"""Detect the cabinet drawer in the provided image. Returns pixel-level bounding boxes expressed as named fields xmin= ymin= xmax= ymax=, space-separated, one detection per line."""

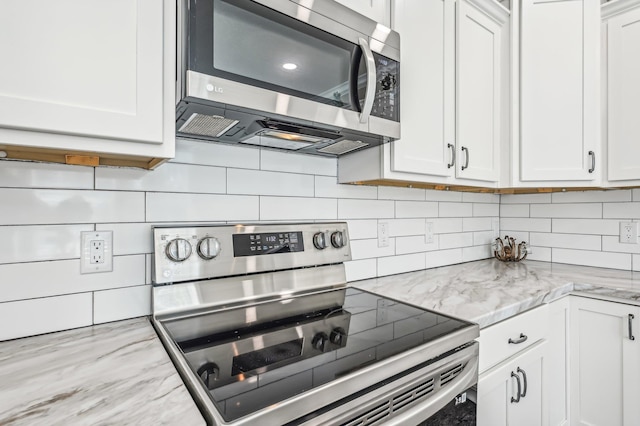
xmin=478 ymin=304 xmax=549 ymax=373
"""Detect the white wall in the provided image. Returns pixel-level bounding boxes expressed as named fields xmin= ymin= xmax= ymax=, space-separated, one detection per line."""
xmin=0 ymin=139 xmax=499 ymax=341
xmin=501 ymin=190 xmax=640 ymax=270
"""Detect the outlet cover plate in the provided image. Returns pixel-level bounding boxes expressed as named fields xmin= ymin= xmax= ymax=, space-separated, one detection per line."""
xmin=81 ymin=231 xmax=113 ymax=273
xmin=378 ymin=222 xmax=389 ymax=248
xmin=620 ymin=222 xmax=638 ymax=244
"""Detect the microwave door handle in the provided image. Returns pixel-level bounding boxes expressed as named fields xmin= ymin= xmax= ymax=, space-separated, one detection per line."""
xmin=358 ymin=37 xmax=376 ymax=124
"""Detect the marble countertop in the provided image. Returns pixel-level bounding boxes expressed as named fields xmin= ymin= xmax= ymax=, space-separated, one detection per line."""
xmin=3 ymin=259 xmax=640 ymax=425
xmin=0 ymin=317 xmax=204 ymax=426
xmin=352 ymin=259 xmax=640 ymax=328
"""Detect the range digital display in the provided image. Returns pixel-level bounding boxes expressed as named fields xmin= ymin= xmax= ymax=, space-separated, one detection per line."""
xmin=233 ymin=232 xmax=304 ymax=257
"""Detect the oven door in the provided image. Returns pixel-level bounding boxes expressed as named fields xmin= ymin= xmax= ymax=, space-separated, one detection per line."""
xmin=180 ymin=0 xmax=400 ymax=137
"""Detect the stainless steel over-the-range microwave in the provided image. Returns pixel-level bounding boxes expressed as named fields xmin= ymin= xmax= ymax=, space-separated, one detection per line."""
xmin=176 ymin=0 xmax=400 ymax=156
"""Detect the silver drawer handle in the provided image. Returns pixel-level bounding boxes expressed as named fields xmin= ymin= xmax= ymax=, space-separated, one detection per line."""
xmin=508 ymin=333 xmax=528 ymax=344
xmin=629 ymin=314 xmax=635 ymax=341
xmin=517 ymin=367 xmax=528 ymax=397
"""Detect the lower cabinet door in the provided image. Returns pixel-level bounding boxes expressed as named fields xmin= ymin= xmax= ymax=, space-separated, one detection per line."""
xmin=477 ymin=340 xmax=548 ymax=426
xmin=570 ymin=297 xmax=640 ymax=426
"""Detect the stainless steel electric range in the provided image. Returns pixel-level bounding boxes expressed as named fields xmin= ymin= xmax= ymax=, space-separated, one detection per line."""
xmin=151 ymin=223 xmax=479 ymax=425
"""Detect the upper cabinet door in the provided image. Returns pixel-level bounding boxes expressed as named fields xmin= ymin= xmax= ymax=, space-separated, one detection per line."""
xmin=333 ymin=0 xmax=391 ymax=27
xmin=0 ymin=0 xmax=164 ymax=144
xmin=390 ymin=0 xmax=455 ymax=177
xmin=520 ymin=0 xmax=599 ymax=182
xmin=607 ymin=6 xmax=640 ymax=182
xmin=456 ymin=0 xmax=505 ymax=182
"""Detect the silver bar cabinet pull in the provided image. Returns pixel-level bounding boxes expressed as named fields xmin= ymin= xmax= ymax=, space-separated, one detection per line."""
xmin=517 ymin=367 xmax=528 ymax=397
xmin=588 ymin=150 xmax=595 ymax=173
xmin=629 ymin=314 xmax=635 ymax=341
xmin=461 ymin=146 xmax=469 ymax=170
xmin=511 ymin=371 xmax=521 ymax=403
xmin=447 ymin=143 xmax=455 ymax=168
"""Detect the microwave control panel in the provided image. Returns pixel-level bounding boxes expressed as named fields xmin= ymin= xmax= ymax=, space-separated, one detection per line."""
xmin=371 ymin=53 xmax=399 ymax=122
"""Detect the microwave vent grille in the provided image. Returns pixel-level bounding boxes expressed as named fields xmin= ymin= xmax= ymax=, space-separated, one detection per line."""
xmin=178 ymin=113 xmax=239 ymax=137
xmin=318 ymin=139 xmax=368 ymax=155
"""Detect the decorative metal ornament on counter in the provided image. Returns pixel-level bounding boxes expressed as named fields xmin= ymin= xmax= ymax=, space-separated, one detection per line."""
xmin=494 ymin=236 xmax=528 ymax=262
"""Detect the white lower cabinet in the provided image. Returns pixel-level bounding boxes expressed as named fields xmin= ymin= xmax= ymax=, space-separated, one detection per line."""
xmin=569 ymin=297 xmax=640 ymax=426
xmin=477 ymin=304 xmax=551 ymax=426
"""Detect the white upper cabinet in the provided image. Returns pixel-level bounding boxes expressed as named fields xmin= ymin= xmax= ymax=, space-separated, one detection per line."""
xmin=456 ymin=0 xmax=505 ymax=182
xmin=390 ymin=0 xmax=455 ymax=178
xmin=518 ymin=0 xmax=600 ymax=183
xmin=0 ymin=0 xmax=175 ymax=167
xmin=333 ymin=0 xmax=391 ymax=26
xmin=604 ymin=2 xmax=640 ymax=183
xmin=339 ymin=0 xmax=508 ymax=188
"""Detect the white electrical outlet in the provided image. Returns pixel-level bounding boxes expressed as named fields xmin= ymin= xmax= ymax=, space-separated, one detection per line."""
xmin=425 ymin=221 xmax=434 ymax=244
xmin=81 ymin=231 xmax=113 ymax=273
xmin=619 ymin=222 xmax=639 ymax=244
xmin=378 ymin=222 xmax=389 ymax=248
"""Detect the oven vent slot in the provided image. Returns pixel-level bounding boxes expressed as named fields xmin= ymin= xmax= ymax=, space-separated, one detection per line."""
xmin=439 ymin=363 xmax=464 ymax=387
xmin=339 ymin=377 xmax=436 ymax=426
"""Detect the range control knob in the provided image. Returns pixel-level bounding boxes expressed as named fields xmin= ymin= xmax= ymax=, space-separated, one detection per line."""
xmin=330 ymin=327 xmax=346 ymax=346
xmin=197 ymin=237 xmax=221 ymax=260
xmin=312 ymin=332 xmax=329 ymax=351
xmin=313 ymin=232 xmax=327 ymax=250
xmin=331 ymin=231 xmax=346 ymax=248
xmin=165 ymin=238 xmax=192 ymax=262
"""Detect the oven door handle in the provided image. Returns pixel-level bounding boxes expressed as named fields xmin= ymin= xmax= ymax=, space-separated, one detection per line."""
xmin=358 ymin=37 xmax=376 ymax=124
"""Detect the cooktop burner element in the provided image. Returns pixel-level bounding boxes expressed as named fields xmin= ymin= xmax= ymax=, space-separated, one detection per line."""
xmin=151 ymin=223 xmax=479 ymax=425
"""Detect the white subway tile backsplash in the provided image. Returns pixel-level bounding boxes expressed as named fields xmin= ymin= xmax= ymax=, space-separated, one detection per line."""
xmin=0 ymin=293 xmax=93 ymax=341
xmin=228 ymin=169 xmax=313 ymax=197
xmin=602 ymin=236 xmax=640 ymax=254
xmin=603 ymin=202 xmax=640 ymax=219
xmin=0 ymin=160 xmax=94 ymax=189
xmin=395 ymin=235 xmax=438 ymax=255
xmin=377 ymin=186 xmax=425 ymax=201
xmin=529 ymin=232 xmax=601 ymax=250
xmin=552 ymin=218 xmax=620 ymax=235
xmin=473 ymin=231 xmax=495 ymax=246
xmin=345 ymin=259 xmax=377 ymax=282
xmin=93 ymin=285 xmax=151 ymax=324
xmin=501 ymin=193 xmax=551 ymax=204
xmin=463 ymin=218 xmax=492 ymax=232
xmin=260 ymin=150 xmax=336 ymax=176
xmin=500 ymin=204 xmax=529 ymax=218
xmin=425 ymin=249 xmax=463 ymax=269
xmin=315 ymin=177 xmax=377 ymax=199
xmin=349 ymin=238 xmax=395 ymax=260
xmin=173 ymin=139 xmax=260 ymax=169
xmin=345 ymin=220 xmax=377 ymax=240
xmin=530 ymin=203 xmax=602 ymax=219
xmin=338 ymin=199 xmax=394 ymax=219
xmin=388 ymin=219 xmax=425 ymax=237
xmin=501 ymin=218 xmax=551 ymax=233
xmin=96 ymin=163 xmax=226 ymax=194
xmin=462 ymin=193 xmax=500 ymax=203
xmin=262 ymin=196 xmax=337 ymax=220
xmin=146 ymin=193 xmax=258 ymax=222
xmin=378 ymin=253 xmax=426 ymax=276
xmin=527 ymin=246 xmax=552 ymax=262
xmin=96 ymin=223 xmax=153 ymax=256
xmin=0 ymin=255 xmax=145 ymax=303
xmin=440 ymin=202 xmax=473 ymax=217
xmin=395 ymin=201 xmax=438 ymax=218
xmin=425 ymin=190 xmax=463 ymax=202
xmin=0 ymin=189 xmax=144 ymax=225
xmin=473 ymin=203 xmax=500 ymax=217
xmin=552 ymin=248 xmax=632 ymax=270
xmin=634 ymin=255 xmax=640 ymax=271
xmin=497 ymin=231 xmax=530 ymax=243
xmin=433 ymin=218 xmax=463 ymax=234
xmin=463 ymin=245 xmax=492 ymax=263
xmin=0 ymin=224 xmax=93 ymax=264
xmin=439 ymin=233 xmax=474 ymax=250
xmin=633 ymin=189 xmax=640 ymax=202
xmin=551 ymin=190 xmax=632 ymax=203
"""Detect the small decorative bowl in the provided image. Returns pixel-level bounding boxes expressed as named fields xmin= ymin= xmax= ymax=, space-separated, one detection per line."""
xmin=494 ymin=236 xmax=528 ymax=262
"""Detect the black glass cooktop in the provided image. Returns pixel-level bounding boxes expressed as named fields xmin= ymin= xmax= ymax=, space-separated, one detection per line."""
xmin=174 ymin=287 xmax=474 ymax=422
